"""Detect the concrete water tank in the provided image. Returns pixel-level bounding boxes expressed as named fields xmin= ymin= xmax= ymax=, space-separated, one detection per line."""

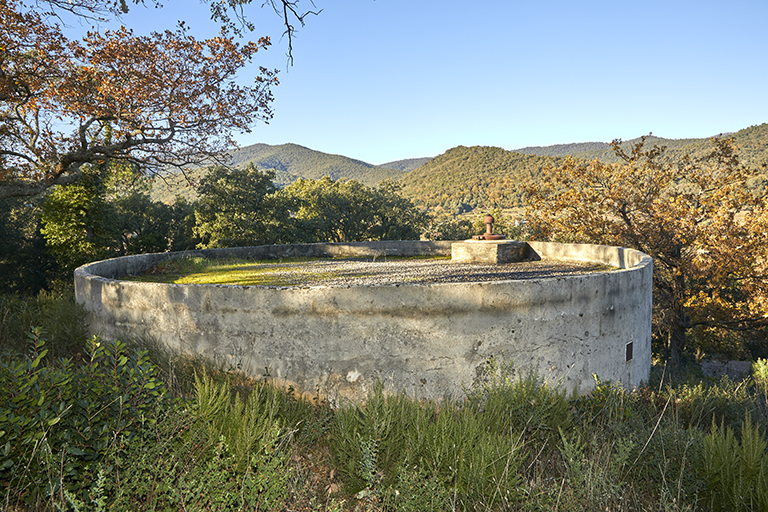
xmin=75 ymin=240 xmax=652 ymax=404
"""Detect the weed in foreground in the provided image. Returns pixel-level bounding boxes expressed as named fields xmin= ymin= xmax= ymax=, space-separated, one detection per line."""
xmin=330 ymin=382 xmax=525 ymax=511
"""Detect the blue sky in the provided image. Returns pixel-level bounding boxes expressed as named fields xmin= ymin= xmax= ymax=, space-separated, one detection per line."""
xmin=85 ymin=0 xmax=768 ymax=164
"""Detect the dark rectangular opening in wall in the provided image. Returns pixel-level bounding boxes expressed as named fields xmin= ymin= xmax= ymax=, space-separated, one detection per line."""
xmin=626 ymin=342 xmax=633 ymax=362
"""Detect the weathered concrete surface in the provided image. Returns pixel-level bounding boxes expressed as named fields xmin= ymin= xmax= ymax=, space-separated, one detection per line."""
xmin=75 ymin=241 xmax=652 ymax=404
xmin=451 ymin=240 xmax=536 ymax=264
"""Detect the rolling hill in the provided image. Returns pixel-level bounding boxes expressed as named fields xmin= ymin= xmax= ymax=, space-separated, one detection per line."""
xmin=399 ymin=123 xmax=768 ymax=213
xmin=228 ymin=143 xmax=408 ymax=186
xmin=152 ymin=143 xmax=416 ymax=203
xmin=397 ymin=146 xmax=564 ymax=211
xmin=515 ymin=124 xmax=768 ymax=167
xmin=379 ymin=157 xmax=432 ymax=173
xmin=153 ymin=124 xmax=768 ymax=208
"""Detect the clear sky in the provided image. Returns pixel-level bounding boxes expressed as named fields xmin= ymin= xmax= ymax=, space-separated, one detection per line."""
xmin=84 ymin=0 xmax=768 ymax=165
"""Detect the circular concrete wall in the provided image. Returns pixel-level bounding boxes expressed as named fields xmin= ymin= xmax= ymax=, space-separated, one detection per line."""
xmin=75 ymin=240 xmax=652 ymax=404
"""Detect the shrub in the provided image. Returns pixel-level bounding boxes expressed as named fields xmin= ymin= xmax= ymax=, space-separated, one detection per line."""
xmin=0 ymin=331 xmax=169 ymax=509
xmin=96 ymin=372 xmax=292 ymax=511
xmin=468 ymin=359 xmax=573 ymax=452
xmin=557 ymin=427 xmax=636 ymax=510
xmin=330 ymin=382 xmax=524 ymax=510
xmin=624 ymin=424 xmax=706 ymax=506
xmin=380 ymin=464 xmax=452 ymax=512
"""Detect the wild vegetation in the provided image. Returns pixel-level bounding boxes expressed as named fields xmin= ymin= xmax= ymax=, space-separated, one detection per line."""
xmin=398 ymin=124 xmax=768 ymax=215
xmin=527 ymin=136 xmax=768 ymax=368
xmin=4 ymin=297 xmax=768 ymax=511
xmin=4 ymin=133 xmax=768 ymax=509
xmin=3 ymin=2 xmax=768 ymax=509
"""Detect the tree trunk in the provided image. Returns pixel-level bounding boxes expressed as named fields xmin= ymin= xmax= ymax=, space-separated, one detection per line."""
xmin=667 ymin=259 xmax=688 ymax=370
xmin=668 ymin=323 xmax=686 ymax=370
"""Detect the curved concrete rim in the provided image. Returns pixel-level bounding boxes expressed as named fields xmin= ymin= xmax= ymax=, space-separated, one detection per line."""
xmin=75 ymin=240 xmax=653 ymax=403
xmin=75 ymin=240 xmax=651 ymax=285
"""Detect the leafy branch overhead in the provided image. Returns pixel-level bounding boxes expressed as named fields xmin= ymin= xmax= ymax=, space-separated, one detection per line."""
xmin=208 ymin=0 xmax=322 ymax=65
xmin=1 ymin=0 xmax=320 ymax=199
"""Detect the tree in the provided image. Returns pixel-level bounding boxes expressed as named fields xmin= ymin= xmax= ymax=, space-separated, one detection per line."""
xmin=193 ymin=165 xmax=291 ymax=248
xmin=39 ymin=164 xmax=121 ymax=270
xmin=205 ymin=0 xmax=321 ymax=64
xmin=40 ymin=161 xmax=197 ymax=270
xmin=0 ymin=195 xmax=57 ymax=294
xmin=1 ymin=0 xmax=278 ymax=199
xmin=281 ymin=176 xmax=424 ymax=243
xmin=526 ymin=136 xmax=768 ymax=367
xmin=366 ymin=179 xmax=427 ymax=241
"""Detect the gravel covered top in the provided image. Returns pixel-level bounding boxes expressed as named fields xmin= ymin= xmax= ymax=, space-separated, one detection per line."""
xmin=250 ymin=258 xmax=614 ymax=288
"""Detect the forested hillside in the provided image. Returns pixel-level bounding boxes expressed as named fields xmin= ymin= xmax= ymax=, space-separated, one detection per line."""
xmin=153 ymin=124 xmax=768 ymax=208
xmin=397 ymin=146 xmax=563 ymax=212
xmin=152 ymin=143 xmax=408 ymax=203
xmin=517 ymin=124 xmax=768 ymax=167
xmin=515 ymin=141 xmax=611 ymax=157
xmin=230 ymin=143 xmax=405 ymax=186
xmin=401 ymin=124 xmax=768 ymax=213
xmin=378 ymin=157 xmax=432 ymax=173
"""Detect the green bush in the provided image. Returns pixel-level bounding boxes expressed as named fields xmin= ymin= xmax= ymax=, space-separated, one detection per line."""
xmin=573 ymin=375 xmax=637 ymax=427
xmin=624 ymin=424 xmax=705 ymax=506
xmin=0 ymin=331 xmax=169 ymax=509
xmin=93 ymin=373 xmax=292 ymax=511
xmin=330 ymin=383 xmax=524 ymax=510
xmin=380 ymin=464 xmax=452 ymax=512
xmin=557 ymin=427 xmax=636 ymax=510
xmin=191 ymin=371 xmax=288 ymax=472
xmin=468 ymin=360 xmax=573 ymax=452
xmin=753 ymin=358 xmax=768 ymax=417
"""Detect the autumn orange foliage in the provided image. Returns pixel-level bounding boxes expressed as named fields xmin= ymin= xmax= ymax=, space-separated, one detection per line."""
xmin=527 ymin=136 xmax=768 ymax=367
xmin=0 ymin=0 xmax=278 ymax=198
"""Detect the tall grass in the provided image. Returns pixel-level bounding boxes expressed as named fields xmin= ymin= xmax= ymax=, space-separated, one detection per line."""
xmin=0 ymin=291 xmax=87 ymax=360
xmin=329 ymin=383 xmax=524 ymax=510
xmin=5 ymin=292 xmax=768 ymax=511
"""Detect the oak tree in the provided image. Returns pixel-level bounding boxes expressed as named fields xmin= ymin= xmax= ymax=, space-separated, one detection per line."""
xmin=281 ymin=176 xmax=425 ymax=243
xmin=526 ymin=137 xmax=768 ymax=367
xmin=1 ymin=0 xmax=278 ymax=199
xmin=193 ymin=165 xmax=291 ymax=248
xmin=39 ymin=160 xmax=196 ymax=270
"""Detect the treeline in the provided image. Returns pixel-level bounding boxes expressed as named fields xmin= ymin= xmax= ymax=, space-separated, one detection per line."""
xmin=399 ymin=123 xmax=768 ymax=214
xmin=152 ymin=143 xmax=408 ymax=204
xmin=398 ymin=145 xmax=564 ymax=213
xmin=0 ymin=164 xmax=426 ymax=296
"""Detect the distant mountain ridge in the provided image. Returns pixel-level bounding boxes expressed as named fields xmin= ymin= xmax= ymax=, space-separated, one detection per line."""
xmin=514 ymin=126 xmax=768 ymax=168
xmin=515 ymin=141 xmax=611 ymax=157
xmin=151 ymin=143 xmax=421 ymax=203
xmin=153 ymin=124 xmax=767 ymax=206
xmin=229 ymin=143 xmax=407 ymax=187
xmin=378 ymin=157 xmax=432 ymax=173
xmin=398 ymin=123 xmax=768 ymax=212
